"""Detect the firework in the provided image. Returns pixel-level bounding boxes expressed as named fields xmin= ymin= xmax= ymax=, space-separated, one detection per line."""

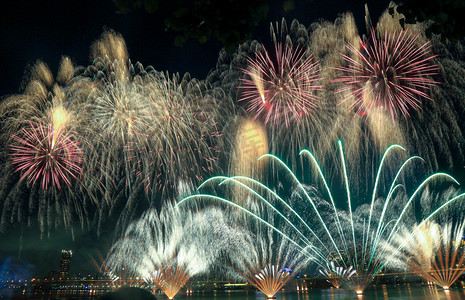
xmin=0 ymin=30 xmax=236 ymax=235
xmin=0 ymin=4 xmax=464 ymax=266
xmin=226 ymin=204 xmax=312 ymax=299
xmin=238 ymin=21 xmax=322 ymax=128
xmin=335 ymin=28 xmax=439 ymax=121
xmin=212 ymin=8 xmax=463 ymax=182
xmin=106 ymin=202 xmax=242 ymax=299
xmin=0 ymin=57 xmax=75 ymax=136
xmin=106 ymin=203 xmax=192 ymax=299
xmin=179 ymin=141 xmax=465 ymax=294
xmin=230 ymin=119 xmax=268 ymax=176
xmin=0 ymin=57 xmax=96 ymax=235
xmin=69 ymin=31 xmax=233 ymax=201
xmin=319 ymin=262 xmax=355 ymax=289
xmin=386 ymin=219 xmax=465 ymax=290
xmin=234 ymin=252 xmax=309 ymax=299
xmin=9 ymin=122 xmax=83 ymax=190
xmin=79 ymin=61 xmax=155 ymax=192
xmin=140 ymin=72 xmax=230 ymax=193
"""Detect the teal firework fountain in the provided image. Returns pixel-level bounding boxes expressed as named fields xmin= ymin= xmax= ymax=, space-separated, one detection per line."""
xmin=177 ymin=140 xmax=465 ymax=294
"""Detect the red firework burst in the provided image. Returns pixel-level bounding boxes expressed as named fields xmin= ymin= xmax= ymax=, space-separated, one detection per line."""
xmin=238 ymin=41 xmax=321 ymax=128
xmin=9 ymin=122 xmax=83 ymax=190
xmin=335 ymin=28 xmax=439 ymax=120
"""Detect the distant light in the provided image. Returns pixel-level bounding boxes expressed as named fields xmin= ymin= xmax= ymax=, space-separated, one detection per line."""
xmin=282 ymin=267 xmax=292 ymax=272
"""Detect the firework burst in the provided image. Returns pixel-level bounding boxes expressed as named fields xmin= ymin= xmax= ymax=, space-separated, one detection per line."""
xmin=335 ymin=28 xmax=439 ymax=120
xmin=238 ymin=23 xmax=321 ymax=128
xmin=9 ymin=121 xmax=83 ymax=190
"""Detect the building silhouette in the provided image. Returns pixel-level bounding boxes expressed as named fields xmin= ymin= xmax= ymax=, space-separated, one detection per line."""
xmin=58 ymin=250 xmax=72 ymax=279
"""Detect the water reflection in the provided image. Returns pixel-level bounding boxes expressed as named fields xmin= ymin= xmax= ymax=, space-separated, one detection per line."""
xmin=26 ymin=285 xmax=465 ymax=299
xmin=170 ymin=285 xmax=465 ymax=300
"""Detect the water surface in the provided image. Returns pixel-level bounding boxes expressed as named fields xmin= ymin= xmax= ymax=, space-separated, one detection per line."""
xmin=154 ymin=286 xmax=465 ymax=300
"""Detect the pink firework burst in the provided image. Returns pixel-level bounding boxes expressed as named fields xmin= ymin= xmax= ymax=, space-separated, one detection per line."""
xmin=238 ymin=41 xmax=321 ymax=128
xmin=9 ymin=122 xmax=83 ymax=190
xmin=335 ymin=28 xmax=439 ymax=120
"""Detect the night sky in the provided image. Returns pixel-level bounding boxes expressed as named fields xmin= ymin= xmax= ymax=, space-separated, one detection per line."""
xmin=0 ymin=0 xmax=409 ymax=278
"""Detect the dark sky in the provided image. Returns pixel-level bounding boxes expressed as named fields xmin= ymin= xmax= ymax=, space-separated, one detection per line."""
xmin=0 ymin=0 xmax=390 ymax=96
xmin=0 ymin=0 xmax=393 ymax=278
